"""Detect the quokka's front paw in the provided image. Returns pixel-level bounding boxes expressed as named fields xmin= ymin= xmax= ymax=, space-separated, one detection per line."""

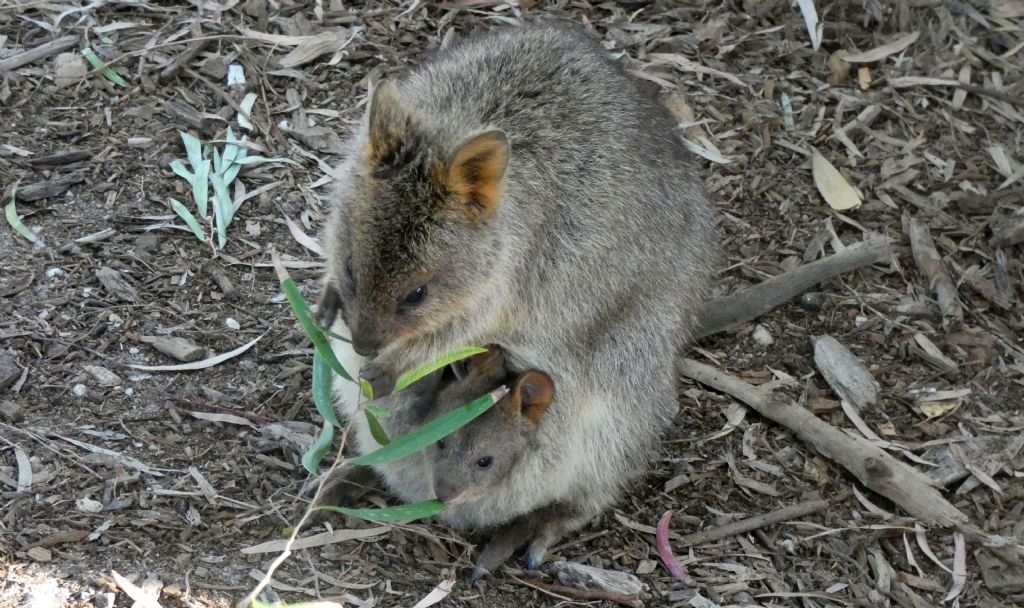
xmin=359 ymin=361 xmax=396 ymax=399
xmin=306 ymin=464 xmax=380 ymax=525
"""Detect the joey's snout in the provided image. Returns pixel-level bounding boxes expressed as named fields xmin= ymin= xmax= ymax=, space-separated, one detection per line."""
xmin=433 ymin=480 xmax=462 ymax=503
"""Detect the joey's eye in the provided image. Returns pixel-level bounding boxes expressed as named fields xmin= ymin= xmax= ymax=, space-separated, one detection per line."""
xmin=402 ymin=286 xmax=428 ymax=307
xmin=345 ymin=256 xmax=354 ymax=282
xmin=476 ymin=456 xmax=493 ymax=469
xmin=436 ymin=439 xmax=446 ymax=450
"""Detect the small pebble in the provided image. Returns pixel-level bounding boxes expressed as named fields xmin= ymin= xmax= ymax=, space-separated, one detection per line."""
xmin=799 ymin=292 xmax=823 ymax=312
xmin=127 ymin=137 xmax=153 ymax=149
xmin=752 ymin=324 xmax=774 ymax=346
xmin=854 ymin=315 xmax=868 ymax=327
xmin=129 ymin=347 xmax=140 ymax=355
xmin=45 ymin=267 xmax=64 ymax=278
xmin=72 ymin=384 xmax=88 ymax=397
xmin=225 ymin=317 xmax=240 ymax=330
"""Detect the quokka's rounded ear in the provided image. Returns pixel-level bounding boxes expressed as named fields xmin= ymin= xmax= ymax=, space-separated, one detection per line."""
xmin=365 ymin=80 xmax=413 ymax=169
xmin=510 ymin=370 xmax=554 ymax=427
xmin=442 ymin=130 xmax=510 ymax=222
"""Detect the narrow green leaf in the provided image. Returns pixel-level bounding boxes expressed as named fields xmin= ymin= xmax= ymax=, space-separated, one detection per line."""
xmin=223 ymin=144 xmax=247 ymax=184
xmin=212 ymin=146 xmax=223 ymax=178
xmin=280 ymin=278 xmax=352 ymax=381
xmin=364 ymin=409 xmax=390 ymax=445
xmin=170 ymin=198 xmax=206 ymax=242
xmin=313 ymin=350 xmax=341 ymax=428
xmin=179 ymin=131 xmax=204 ymax=172
xmin=393 ymin=346 xmax=488 ymax=393
xmin=169 ymin=159 xmax=193 ymax=182
xmin=351 ymin=387 xmax=506 ymax=466
xmin=320 ymin=324 xmax=352 ymax=344
xmin=359 ymin=379 xmax=374 ymax=401
xmin=318 ymin=499 xmax=445 ymax=523
xmin=81 ymin=47 xmax=127 ymax=87
xmin=210 ymin=172 xmax=232 ymax=249
xmin=193 ymin=159 xmax=210 ymax=218
xmin=301 ymin=420 xmax=333 ymax=474
xmin=366 ymin=404 xmax=390 ymax=418
xmin=5 ymin=200 xmax=39 ymax=243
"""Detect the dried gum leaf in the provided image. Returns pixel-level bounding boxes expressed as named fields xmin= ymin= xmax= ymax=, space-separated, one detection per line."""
xmin=812 ymin=149 xmax=862 ymax=211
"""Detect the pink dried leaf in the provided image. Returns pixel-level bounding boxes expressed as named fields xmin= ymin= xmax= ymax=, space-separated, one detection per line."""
xmin=656 ymin=511 xmax=692 ymax=585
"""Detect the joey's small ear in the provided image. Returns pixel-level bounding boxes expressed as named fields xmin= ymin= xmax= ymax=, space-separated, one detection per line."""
xmin=365 ymin=80 xmax=410 ymax=168
xmin=443 ymin=130 xmax=509 ymax=221
xmin=465 ymin=344 xmax=506 ymax=377
xmin=509 ymin=370 xmax=554 ymax=427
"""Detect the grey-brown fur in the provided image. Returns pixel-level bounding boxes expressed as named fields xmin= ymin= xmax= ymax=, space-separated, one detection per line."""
xmin=320 ymin=23 xmax=718 ymax=571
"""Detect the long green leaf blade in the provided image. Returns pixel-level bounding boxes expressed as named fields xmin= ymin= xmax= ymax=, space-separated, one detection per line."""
xmin=5 ymin=202 xmax=38 ymax=243
xmin=393 ymin=346 xmax=488 ymax=393
xmin=193 ymin=159 xmax=210 ymax=218
xmin=169 ymin=159 xmax=193 ymax=182
xmin=318 ymin=499 xmax=445 ymax=523
xmin=81 ymin=47 xmax=127 ymax=87
xmin=313 ymin=349 xmax=341 ymax=427
xmin=210 ymin=172 xmax=232 ymax=249
xmin=351 ymin=387 xmax=506 ymax=466
xmin=170 ymin=198 xmax=206 ymax=242
xmin=279 ymin=277 xmax=352 ymax=381
xmin=301 ymin=420 xmax=334 ymax=474
xmin=179 ymin=131 xmax=204 ymax=172
xmin=364 ymin=410 xmax=390 ymax=445
xmin=232 ymin=155 xmax=300 ymax=166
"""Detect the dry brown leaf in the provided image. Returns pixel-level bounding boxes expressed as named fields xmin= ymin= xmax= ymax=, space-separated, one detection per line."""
xmin=844 ymin=31 xmax=919 ymax=63
xmin=993 ymin=0 xmax=1024 ymax=18
xmin=811 ymin=149 xmax=862 ymax=210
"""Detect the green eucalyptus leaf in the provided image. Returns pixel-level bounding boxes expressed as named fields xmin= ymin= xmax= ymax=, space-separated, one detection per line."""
xmin=81 ymin=47 xmax=127 ymax=87
xmin=364 ymin=409 xmax=390 ymax=445
xmin=359 ymin=379 xmax=374 ymax=401
xmin=301 ymin=420 xmax=333 ymax=474
xmin=351 ymin=387 xmax=505 ymax=466
xmin=317 ymin=499 xmax=444 ymax=523
xmin=313 ymin=350 xmax=341 ymax=428
xmin=279 ymin=278 xmax=352 ymax=381
xmin=366 ymin=404 xmax=390 ymax=418
xmin=393 ymin=346 xmax=488 ymax=393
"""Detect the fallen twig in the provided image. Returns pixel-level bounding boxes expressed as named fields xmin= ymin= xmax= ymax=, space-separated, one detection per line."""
xmin=694 ymin=237 xmax=892 ymax=339
xmin=906 ymin=217 xmax=963 ymax=325
xmin=673 ymin=490 xmax=851 ymax=547
xmin=0 ymin=35 xmax=78 ymax=72
xmin=503 ymin=576 xmax=642 ymax=608
xmin=679 ymin=358 xmax=1024 ymax=557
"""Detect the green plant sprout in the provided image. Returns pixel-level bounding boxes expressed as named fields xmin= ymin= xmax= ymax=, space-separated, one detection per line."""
xmin=170 ymin=128 xmax=297 ymax=250
xmin=274 ymin=257 xmax=499 ymax=523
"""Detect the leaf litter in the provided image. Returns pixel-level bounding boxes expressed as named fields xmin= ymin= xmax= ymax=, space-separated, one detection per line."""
xmin=1 ymin=1 xmax=1022 ymax=607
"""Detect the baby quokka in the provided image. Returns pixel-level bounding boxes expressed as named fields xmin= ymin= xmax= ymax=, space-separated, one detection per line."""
xmin=320 ymin=347 xmax=557 ymax=575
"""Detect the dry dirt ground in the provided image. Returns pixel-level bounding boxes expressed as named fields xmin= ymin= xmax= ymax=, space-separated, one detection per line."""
xmin=2 ymin=1 xmax=1023 ymax=607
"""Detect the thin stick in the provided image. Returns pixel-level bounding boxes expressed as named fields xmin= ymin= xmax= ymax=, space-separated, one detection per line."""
xmin=673 ymin=490 xmax=851 ymax=547
xmin=0 ymin=35 xmax=78 ymax=72
xmin=694 ymin=237 xmax=892 ymax=339
xmin=906 ymin=217 xmax=962 ymax=325
xmin=679 ymin=359 xmax=1024 ymax=556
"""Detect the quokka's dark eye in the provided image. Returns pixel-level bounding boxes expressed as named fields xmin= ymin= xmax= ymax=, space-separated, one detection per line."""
xmin=403 ymin=285 xmax=428 ymax=306
xmin=345 ymin=256 xmax=354 ymax=281
xmin=436 ymin=439 xmax=446 ymax=450
xmin=476 ymin=456 xmax=493 ymax=469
